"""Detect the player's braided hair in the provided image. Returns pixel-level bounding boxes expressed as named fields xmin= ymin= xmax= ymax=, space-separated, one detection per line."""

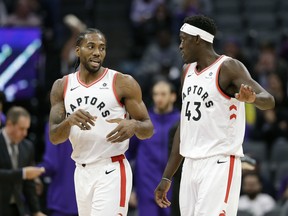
xmin=183 ymin=15 xmax=217 ymax=36
xmin=74 ymin=28 xmax=106 ymax=71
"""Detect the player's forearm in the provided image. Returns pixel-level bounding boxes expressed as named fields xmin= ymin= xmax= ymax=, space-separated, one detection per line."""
xmin=133 ymin=119 xmax=154 ymax=140
xmin=162 ymin=126 xmax=183 ymax=180
xmin=49 ymin=120 xmax=71 ymax=144
xmin=253 ymin=92 xmax=275 ymax=110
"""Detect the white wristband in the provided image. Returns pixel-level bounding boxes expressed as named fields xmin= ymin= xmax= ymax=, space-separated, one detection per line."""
xmin=162 ymin=177 xmax=172 ymax=183
xmin=22 ymin=168 xmax=26 ymax=179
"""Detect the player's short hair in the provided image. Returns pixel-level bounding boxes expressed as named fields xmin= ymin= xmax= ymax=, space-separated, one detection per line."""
xmin=183 ymin=15 xmax=217 ymax=36
xmin=6 ymin=106 xmax=30 ymax=124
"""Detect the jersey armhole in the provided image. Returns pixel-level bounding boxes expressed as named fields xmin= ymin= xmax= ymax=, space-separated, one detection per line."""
xmin=113 ymin=73 xmax=124 ymax=107
xmin=63 ymin=75 xmax=69 ymax=99
xmin=216 ymin=64 xmax=231 ymax=100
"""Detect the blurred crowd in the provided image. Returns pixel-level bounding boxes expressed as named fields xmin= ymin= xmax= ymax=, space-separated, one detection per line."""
xmin=0 ymin=0 xmax=288 ymax=215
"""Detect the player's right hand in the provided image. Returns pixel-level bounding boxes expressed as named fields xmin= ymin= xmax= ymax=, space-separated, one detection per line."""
xmin=67 ymin=109 xmax=96 ymax=130
xmin=154 ymin=179 xmax=172 ymax=208
xmin=235 ymin=84 xmax=256 ymax=103
xmin=23 ymin=166 xmax=45 ymax=180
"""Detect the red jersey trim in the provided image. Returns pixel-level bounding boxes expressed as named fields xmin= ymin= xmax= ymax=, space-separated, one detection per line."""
xmin=219 ymin=210 xmax=226 ymax=216
xmin=113 ymin=73 xmax=124 ymax=107
xmin=112 ymin=154 xmax=126 ymax=207
xmin=224 ymin=155 xmax=235 ymax=203
xmin=63 ymin=75 xmax=69 ymax=99
xmin=194 ymin=55 xmax=225 ymax=75
xmin=76 ymin=68 xmax=108 ymax=88
xmin=216 ymin=62 xmax=231 ymax=100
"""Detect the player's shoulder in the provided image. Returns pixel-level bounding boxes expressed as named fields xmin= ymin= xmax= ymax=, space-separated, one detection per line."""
xmin=113 ymin=71 xmax=141 ymax=98
xmin=51 ymin=75 xmax=69 ymax=90
xmin=181 ymin=63 xmax=192 ymax=83
xmin=183 ymin=63 xmax=190 ymax=71
xmin=114 ymin=71 xmax=138 ymax=86
xmin=221 ymin=56 xmax=244 ymax=70
xmin=50 ymin=75 xmax=69 ymax=101
xmin=220 ymin=56 xmax=248 ymax=81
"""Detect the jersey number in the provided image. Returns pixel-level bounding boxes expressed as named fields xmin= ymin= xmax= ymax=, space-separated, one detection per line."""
xmin=185 ymin=101 xmax=201 ymax=121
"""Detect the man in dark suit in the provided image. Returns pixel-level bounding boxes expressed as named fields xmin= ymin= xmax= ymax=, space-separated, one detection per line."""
xmin=0 ymin=106 xmax=46 ymax=216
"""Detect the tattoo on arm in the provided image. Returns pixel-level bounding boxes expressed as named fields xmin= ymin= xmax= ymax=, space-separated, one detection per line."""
xmin=49 ymin=78 xmax=71 ymax=143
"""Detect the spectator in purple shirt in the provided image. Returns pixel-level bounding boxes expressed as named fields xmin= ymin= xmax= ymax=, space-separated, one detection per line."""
xmin=126 ymin=80 xmax=180 ymax=216
xmin=38 ymin=123 xmax=78 ymax=216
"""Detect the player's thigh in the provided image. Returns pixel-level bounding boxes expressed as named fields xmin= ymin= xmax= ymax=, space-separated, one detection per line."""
xmin=179 ymin=158 xmax=197 ymax=216
xmin=195 ymin=156 xmax=241 ymax=216
xmin=74 ymin=166 xmax=95 ymax=216
xmin=91 ymin=159 xmax=132 ymax=216
xmin=223 ymin=157 xmax=242 ymax=216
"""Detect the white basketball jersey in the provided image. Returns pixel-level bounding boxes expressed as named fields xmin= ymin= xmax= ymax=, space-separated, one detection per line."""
xmin=64 ymin=68 xmax=129 ymax=164
xmin=180 ymin=55 xmax=245 ymax=159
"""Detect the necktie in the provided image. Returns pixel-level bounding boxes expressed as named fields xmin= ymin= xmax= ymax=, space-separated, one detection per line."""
xmin=10 ymin=144 xmax=18 ymax=169
xmin=10 ymin=143 xmax=18 ymax=204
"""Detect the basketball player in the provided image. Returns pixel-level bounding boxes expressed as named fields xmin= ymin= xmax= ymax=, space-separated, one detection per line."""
xmin=48 ymin=28 xmax=154 ymax=216
xmin=154 ymin=15 xmax=275 ymax=216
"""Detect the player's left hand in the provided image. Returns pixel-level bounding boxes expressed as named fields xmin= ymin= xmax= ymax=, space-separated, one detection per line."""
xmin=106 ymin=118 xmax=137 ymax=143
xmin=154 ymin=180 xmax=171 ymax=208
xmin=235 ymin=84 xmax=256 ymax=103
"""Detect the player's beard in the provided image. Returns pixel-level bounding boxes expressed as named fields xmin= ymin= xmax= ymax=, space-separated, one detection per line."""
xmin=84 ymin=61 xmax=102 ymax=74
